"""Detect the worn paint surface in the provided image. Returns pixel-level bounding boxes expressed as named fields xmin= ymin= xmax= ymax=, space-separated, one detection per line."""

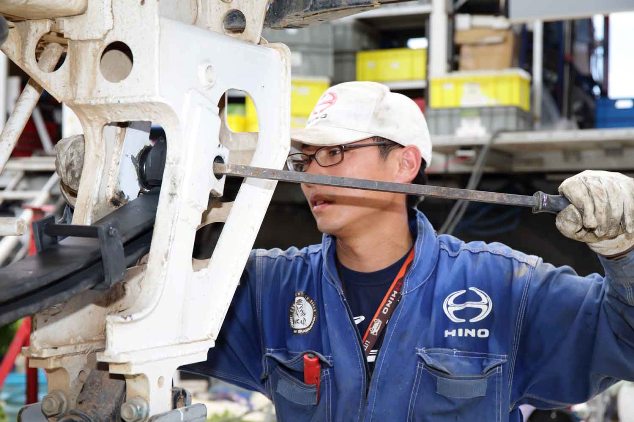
xmin=1 ymin=0 xmax=290 ymax=417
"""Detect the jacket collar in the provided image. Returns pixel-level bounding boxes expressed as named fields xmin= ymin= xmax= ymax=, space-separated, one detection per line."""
xmin=321 ymin=209 xmax=439 ymax=294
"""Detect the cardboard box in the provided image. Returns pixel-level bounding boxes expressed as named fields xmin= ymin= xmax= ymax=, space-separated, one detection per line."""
xmin=455 ymin=14 xmax=511 ymax=31
xmin=455 ymin=29 xmax=515 ymax=71
xmin=455 ymin=28 xmax=508 ymax=45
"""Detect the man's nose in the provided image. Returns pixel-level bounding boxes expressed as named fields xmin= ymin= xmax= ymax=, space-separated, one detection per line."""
xmin=305 ymin=158 xmax=328 ymax=175
xmin=303 ymin=158 xmax=328 ymax=189
xmin=305 ymin=158 xmax=318 ymax=174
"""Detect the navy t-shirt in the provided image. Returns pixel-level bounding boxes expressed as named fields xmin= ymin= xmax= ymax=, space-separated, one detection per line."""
xmin=337 ymin=250 xmax=410 ymax=376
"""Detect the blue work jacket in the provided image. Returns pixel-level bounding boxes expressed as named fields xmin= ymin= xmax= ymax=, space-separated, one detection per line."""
xmin=184 ymin=211 xmax=634 ymax=421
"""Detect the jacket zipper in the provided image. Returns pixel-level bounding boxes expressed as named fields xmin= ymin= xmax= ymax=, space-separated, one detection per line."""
xmin=339 ymin=292 xmax=370 ymax=383
xmin=337 ymin=290 xmax=371 ymax=420
xmin=329 ymin=256 xmax=409 ymax=421
xmin=361 ymin=271 xmax=413 ymax=421
xmin=327 ymin=265 xmax=370 ymax=421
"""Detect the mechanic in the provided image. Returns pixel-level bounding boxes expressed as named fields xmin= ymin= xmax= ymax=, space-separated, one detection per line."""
xmin=183 ymin=81 xmax=634 ymax=421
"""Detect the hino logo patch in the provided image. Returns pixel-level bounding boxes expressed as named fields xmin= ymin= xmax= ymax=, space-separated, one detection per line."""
xmin=444 ymin=328 xmax=490 ymax=338
xmin=443 ymin=287 xmax=492 ymax=323
xmin=289 ymin=292 xmax=317 ymax=334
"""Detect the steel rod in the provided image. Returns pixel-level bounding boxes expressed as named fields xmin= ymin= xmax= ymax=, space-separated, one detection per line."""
xmin=31 ymin=107 xmax=54 ymax=153
xmin=0 ymin=190 xmax=42 ymax=200
xmin=0 ymin=174 xmax=58 ymax=265
xmin=214 ymin=163 xmax=569 ymax=213
xmin=0 ymin=43 xmax=63 ymax=175
xmin=0 ymin=217 xmax=25 ymax=236
xmin=5 ymin=157 xmax=56 ymax=172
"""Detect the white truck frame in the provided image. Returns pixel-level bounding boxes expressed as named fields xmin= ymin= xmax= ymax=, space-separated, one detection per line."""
xmin=1 ymin=1 xmax=290 ymax=419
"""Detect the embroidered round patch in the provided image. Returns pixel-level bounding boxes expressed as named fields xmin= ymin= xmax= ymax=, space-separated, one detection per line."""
xmin=289 ymin=292 xmax=317 ymax=334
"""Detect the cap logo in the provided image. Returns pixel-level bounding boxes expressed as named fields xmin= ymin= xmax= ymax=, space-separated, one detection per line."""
xmin=309 ymin=91 xmax=337 ymax=121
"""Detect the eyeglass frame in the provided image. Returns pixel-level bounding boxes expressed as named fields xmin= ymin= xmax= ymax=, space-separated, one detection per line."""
xmin=286 ymin=141 xmax=396 ymax=172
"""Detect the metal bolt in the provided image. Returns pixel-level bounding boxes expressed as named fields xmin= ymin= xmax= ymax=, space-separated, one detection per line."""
xmin=198 ymin=63 xmax=215 ymax=88
xmin=120 ymin=397 xmax=149 ymax=422
xmin=41 ymin=390 xmax=67 ymax=417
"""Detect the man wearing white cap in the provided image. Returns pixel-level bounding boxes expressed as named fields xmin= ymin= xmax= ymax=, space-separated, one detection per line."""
xmin=186 ymin=81 xmax=634 ymax=422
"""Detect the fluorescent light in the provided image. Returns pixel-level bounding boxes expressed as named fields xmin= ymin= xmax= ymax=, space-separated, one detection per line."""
xmin=407 ymin=37 xmax=428 ymax=49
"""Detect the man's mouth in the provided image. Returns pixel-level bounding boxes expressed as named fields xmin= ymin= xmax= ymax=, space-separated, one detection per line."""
xmin=310 ymin=195 xmax=334 ymax=211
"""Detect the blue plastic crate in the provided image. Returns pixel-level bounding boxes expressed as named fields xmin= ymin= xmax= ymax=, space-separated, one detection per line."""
xmin=596 ymin=98 xmax=634 ymax=128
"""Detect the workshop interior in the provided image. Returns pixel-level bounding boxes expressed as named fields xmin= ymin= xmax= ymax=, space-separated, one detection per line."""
xmin=0 ymin=0 xmax=633 ymax=421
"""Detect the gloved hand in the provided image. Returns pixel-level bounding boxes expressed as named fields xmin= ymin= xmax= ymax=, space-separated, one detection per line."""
xmin=556 ymin=170 xmax=634 ymax=257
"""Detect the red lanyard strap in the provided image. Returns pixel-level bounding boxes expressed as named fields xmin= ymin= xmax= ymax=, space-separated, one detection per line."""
xmin=361 ymin=248 xmax=415 ymax=357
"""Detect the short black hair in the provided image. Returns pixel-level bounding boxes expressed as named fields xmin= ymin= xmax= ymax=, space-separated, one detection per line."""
xmin=372 ymin=136 xmax=428 ymax=209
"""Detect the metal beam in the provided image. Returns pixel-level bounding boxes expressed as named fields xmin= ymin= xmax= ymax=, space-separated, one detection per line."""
xmin=0 ymin=52 xmax=6 ymax=133
xmin=265 ymin=0 xmax=414 ymax=28
xmin=532 ymin=21 xmax=543 ymax=127
xmin=429 ymin=0 xmax=449 ymax=77
xmin=509 ymin=0 xmax=633 ymax=23
xmin=430 ymin=128 xmax=634 ymax=173
xmin=432 ymin=128 xmax=634 ymax=153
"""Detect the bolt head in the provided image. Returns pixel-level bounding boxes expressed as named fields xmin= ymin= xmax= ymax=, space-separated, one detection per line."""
xmin=41 ymin=392 xmax=66 ymax=417
xmin=198 ymin=63 xmax=215 ymax=88
xmin=121 ymin=398 xmax=148 ymax=422
xmin=41 ymin=396 xmax=59 ymax=415
xmin=120 ymin=403 xmax=137 ymax=421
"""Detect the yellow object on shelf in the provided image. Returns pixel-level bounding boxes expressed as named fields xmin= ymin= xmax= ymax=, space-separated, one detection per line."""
xmin=430 ymin=69 xmax=531 ymax=112
xmin=291 ymin=78 xmax=331 ymax=116
xmin=245 ymin=78 xmax=330 ymax=132
xmin=290 ymin=115 xmax=309 ymax=129
xmin=245 ymin=113 xmax=310 ymax=132
xmin=245 ymin=98 xmax=258 ymax=132
xmin=226 ymin=114 xmax=246 ymax=132
xmin=356 ymin=48 xmax=427 ymax=82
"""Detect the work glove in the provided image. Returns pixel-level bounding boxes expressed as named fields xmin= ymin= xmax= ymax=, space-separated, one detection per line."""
xmin=54 ymin=134 xmax=85 ymax=207
xmin=556 ymin=170 xmax=634 ymax=257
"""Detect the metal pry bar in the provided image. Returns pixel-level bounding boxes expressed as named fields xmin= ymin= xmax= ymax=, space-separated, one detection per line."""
xmin=213 ymin=163 xmax=571 ymax=214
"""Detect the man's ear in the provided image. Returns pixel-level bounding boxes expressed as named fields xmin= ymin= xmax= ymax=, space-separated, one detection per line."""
xmin=396 ymin=146 xmax=422 ymax=183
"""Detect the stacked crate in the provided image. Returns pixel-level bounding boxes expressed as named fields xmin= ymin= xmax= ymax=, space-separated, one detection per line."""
xmin=595 ymin=99 xmax=634 ymax=128
xmin=243 ymin=78 xmax=330 ymax=132
xmin=226 ymin=24 xmax=333 ymax=132
xmin=356 ymin=48 xmax=427 ymax=83
xmin=426 ymin=15 xmax=532 ymax=137
xmin=427 ymin=69 xmax=532 ymax=136
xmin=262 ymin=25 xmax=334 ymax=79
xmin=225 ymin=103 xmax=247 ymax=132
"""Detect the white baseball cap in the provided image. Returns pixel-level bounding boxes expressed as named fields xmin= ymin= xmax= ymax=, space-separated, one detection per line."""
xmin=291 ymin=81 xmax=432 ymax=165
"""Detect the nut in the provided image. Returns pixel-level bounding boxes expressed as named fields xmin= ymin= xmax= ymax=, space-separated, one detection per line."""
xmin=41 ymin=390 xmax=67 ymax=417
xmin=198 ymin=63 xmax=215 ymax=88
xmin=120 ymin=397 xmax=149 ymax=422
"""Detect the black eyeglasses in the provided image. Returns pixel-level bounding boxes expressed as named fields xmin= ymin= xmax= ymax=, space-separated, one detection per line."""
xmin=286 ymin=141 xmax=394 ymax=172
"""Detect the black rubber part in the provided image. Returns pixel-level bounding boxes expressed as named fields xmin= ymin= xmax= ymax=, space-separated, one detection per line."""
xmin=0 ymin=232 xmax=152 ymax=327
xmin=0 ymin=17 xmax=8 ymax=47
xmin=192 ymin=222 xmax=224 ymax=260
xmin=0 ymin=191 xmax=159 ymax=326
